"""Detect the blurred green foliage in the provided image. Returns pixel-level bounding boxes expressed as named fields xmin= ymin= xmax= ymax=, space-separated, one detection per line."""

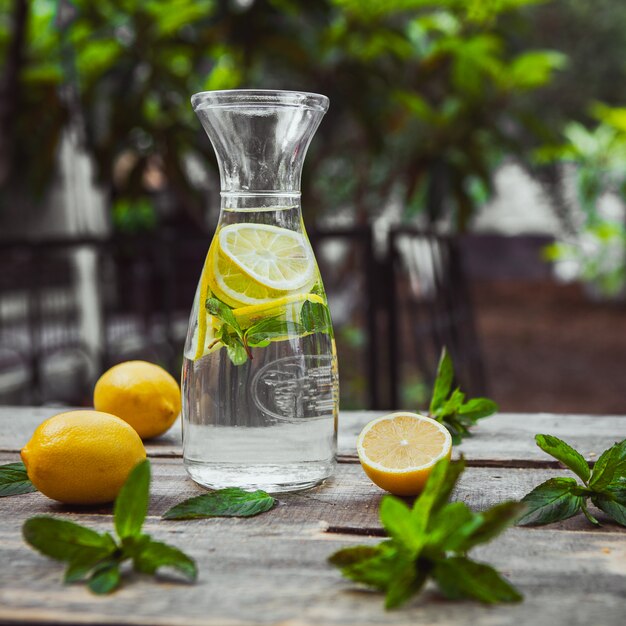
xmin=542 ymin=105 xmax=626 ymax=297
xmin=0 ymin=0 xmax=582 ymax=230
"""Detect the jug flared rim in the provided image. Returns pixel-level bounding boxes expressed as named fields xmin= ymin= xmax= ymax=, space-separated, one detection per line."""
xmin=191 ymin=89 xmax=329 ymax=113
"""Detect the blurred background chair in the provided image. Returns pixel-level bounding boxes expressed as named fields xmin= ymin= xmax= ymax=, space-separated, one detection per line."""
xmin=387 ymin=227 xmax=487 ymax=409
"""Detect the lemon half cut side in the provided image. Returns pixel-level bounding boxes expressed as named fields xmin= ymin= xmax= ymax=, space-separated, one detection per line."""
xmin=357 ymin=412 xmax=452 ymax=496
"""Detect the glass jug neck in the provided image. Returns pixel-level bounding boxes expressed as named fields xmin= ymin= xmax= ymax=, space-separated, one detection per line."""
xmin=192 ymin=89 xmax=328 ymax=201
xmin=219 ymin=191 xmax=302 ymax=213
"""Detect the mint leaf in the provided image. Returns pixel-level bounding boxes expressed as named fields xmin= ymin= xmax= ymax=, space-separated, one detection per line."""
xmin=300 ymin=300 xmax=332 ymax=334
xmin=328 ymin=546 xmax=381 ymax=568
xmin=133 ymin=539 xmax=197 ymax=580
xmin=246 ymin=316 xmax=306 ymax=346
xmin=425 ymin=501 xmax=479 ymax=551
xmin=589 ymin=439 xmax=626 ymax=492
xmin=458 ymin=398 xmax=498 ymax=421
xmin=433 ymin=557 xmax=522 ymax=604
xmin=88 ymin=560 xmax=121 ymax=595
xmin=330 ymin=455 xmax=522 ymax=608
xmin=0 ymin=462 xmax=37 ymax=497
xmin=114 ymin=460 xmax=150 ymax=540
xmin=331 ymin=542 xmax=400 ymax=591
xmin=24 ymin=460 xmax=197 ymax=594
xmin=64 ymin=551 xmax=114 ymax=583
xmin=23 ymin=517 xmax=116 ymax=562
xmin=535 ymin=434 xmax=591 ymax=484
xmin=384 ymin=553 xmax=423 ymax=609
xmin=379 ymin=497 xmax=422 ymax=554
xmin=517 ymin=477 xmax=583 ymax=525
xmin=457 ymin=501 xmax=526 ymax=550
xmin=162 ymin=488 xmax=276 ymax=520
xmin=429 ymin=348 xmax=453 ymax=414
xmin=592 ymin=493 xmax=626 ymax=527
xmin=206 ymin=297 xmax=243 ymax=336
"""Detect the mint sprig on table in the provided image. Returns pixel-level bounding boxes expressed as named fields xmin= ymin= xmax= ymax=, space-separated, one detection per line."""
xmin=428 ymin=348 xmax=498 ymax=444
xmin=0 ymin=462 xmax=36 ymax=497
xmin=517 ymin=435 xmax=626 ymax=527
xmin=163 ymin=488 xmax=276 ymax=520
xmin=207 ymin=296 xmax=331 ymax=365
xmin=22 ymin=460 xmax=197 ymax=594
xmin=329 ymin=457 xmax=524 ymax=608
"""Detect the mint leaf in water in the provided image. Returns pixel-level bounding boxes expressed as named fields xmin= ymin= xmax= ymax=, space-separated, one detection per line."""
xmin=23 ymin=460 xmax=197 ymax=594
xmin=329 ymin=457 xmax=523 ymax=608
xmin=162 ymin=488 xmax=276 ymax=520
xmin=518 ymin=436 xmax=626 ymax=527
xmin=0 ymin=462 xmax=37 ymax=497
xmin=300 ymin=300 xmax=332 ymax=334
xmin=427 ymin=347 xmax=498 ymax=444
xmin=206 ymin=297 xmax=243 ymax=336
xmin=245 ymin=316 xmax=306 ymax=347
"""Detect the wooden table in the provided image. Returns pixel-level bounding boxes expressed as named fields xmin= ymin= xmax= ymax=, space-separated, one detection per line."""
xmin=1 ymin=408 xmax=625 ymax=625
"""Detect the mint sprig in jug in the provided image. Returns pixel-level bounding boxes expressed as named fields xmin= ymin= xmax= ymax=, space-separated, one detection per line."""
xmin=182 ymin=90 xmax=338 ymax=492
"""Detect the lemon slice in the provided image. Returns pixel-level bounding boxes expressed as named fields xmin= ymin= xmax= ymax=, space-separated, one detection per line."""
xmin=357 ymin=412 xmax=452 ymax=496
xmin=218 ymin=223 xmax=315 ymax=292
xmin=233 ymin=293 xmax=325 ymax=328
xmin=208 ymin=245 xmax=289 ymax=308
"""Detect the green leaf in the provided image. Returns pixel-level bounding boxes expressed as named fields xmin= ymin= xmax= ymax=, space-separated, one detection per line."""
xmin=592 ymin=494 xmax=626 ymax=527
xmin=162 ymin=488 xmax=276 ymax=520
xmin=438 ymin=388 xmax=465 ymax=418
xmin=589 ymin=440 xmax=626 ymax=491
xmin=300 ymin=300 xmax=332 ymax=334
xmin=429 ymin=348 xmax=454 ymax=414
xmin=424 ymin=501 xmax=478 ymax=551
xmin=433 ymin=557 xmax=523 ymax=604
xmin=535 ymin=434 xmax=591 ymax=484
xmin=23 ymin=517 xmax=116 ymax=563
xmin=223 ymin=336 xmax=249 ymax=365
xmin=206 ymin=297 xmax=243 ymax=337
xmin=64 ymin=550 xmax=113 ymax=583
xmin=245 ymin=316 xmax=306 ymax=346
xmin=328 ymin=545 xmax=381 ymax=568
xmin=114 ymin=460 xmax=150 ymax=540
xmin=458 ymin=398 xmax=498 ymax=421
xmin=384 ymin=556 xmax=423 ymax=610
xmin=88 ymin=560 xmax=121 ymax=595
xmin=517 ymin=478 xmax=583 ymax=526
xmin=0 ymin=462 xmax=37 ymax=497
xmin=379 ymin=496 xmax=421 ymax=553
xmin=332 ymin=542 xmax=404 ymax=592
xmin=133 ymin=539 xmax=197 ymax=580
xmin=457 ymin=501 xmax=526 ymax=551
xmin=424 ymin=457 xmax=465 ymax=512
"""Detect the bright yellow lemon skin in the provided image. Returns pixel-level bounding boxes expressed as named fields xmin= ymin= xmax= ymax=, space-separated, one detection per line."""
xmin=94 ymin=361 xmax=181 ymax=440
xmin=21 ymin=410 xmax=146 ymax=505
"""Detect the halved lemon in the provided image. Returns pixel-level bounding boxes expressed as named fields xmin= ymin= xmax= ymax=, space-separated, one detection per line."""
xmin=357 ymin=412 xmax=452 ymax=496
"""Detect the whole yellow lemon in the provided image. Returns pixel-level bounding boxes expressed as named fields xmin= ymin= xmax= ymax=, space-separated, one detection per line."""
xmin=94 ymin=361 xmax=181 ymax=440
xmin=21 ymin=410 xmax=146 ymax=505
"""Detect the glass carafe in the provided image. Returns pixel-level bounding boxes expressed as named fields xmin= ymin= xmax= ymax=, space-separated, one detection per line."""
xmin=182 ymin=90 xmax=338 ymax=493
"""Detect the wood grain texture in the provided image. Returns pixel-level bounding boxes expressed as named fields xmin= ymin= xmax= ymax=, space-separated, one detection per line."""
xmin=3 ymin=408 xmax=626 ymax=465
xmin=2 ymin=409 xmax=626 ymax=625
xmin=0 ymin=516 xmax=625 ymax=626
xmin=1 ymin=453 xmax=621 ymax=536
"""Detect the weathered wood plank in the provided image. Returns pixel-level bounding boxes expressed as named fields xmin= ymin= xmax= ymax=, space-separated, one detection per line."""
xmin=0 ymin=514 xmax=624 ymax=626
xmin=1 ymin=453 xmax=621 ymax=533
xmin=2 ymin=408 xmax=626 ymax=466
